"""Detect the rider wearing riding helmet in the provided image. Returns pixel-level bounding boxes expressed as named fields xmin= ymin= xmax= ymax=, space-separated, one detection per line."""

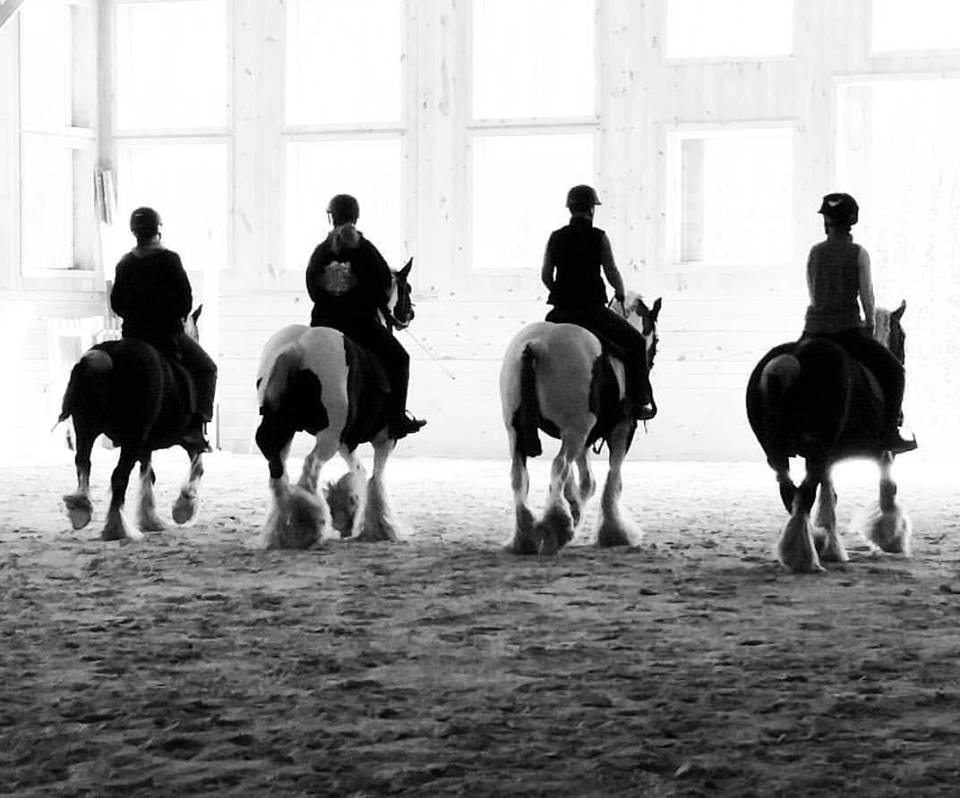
xmin=802 ymin=192 xmax=916 ymax=453
xmin=110 ymin=207 xmax=218 ymax=450
xmin=305 ymin=193 xmax=425 ymax=439
xmin=541 ymin=184 xmax=656 ymax=421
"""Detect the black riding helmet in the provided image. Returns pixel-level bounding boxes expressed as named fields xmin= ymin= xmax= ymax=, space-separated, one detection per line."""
xmin=129 ymin=206 xmax=161 ymax=238
xmin=566 ymin=184 xmax=601 ymax=213
xmin=818 ymin=193 xmax=859 ymax=227
xmin=327 ymin=194 xmax=360 ymax=226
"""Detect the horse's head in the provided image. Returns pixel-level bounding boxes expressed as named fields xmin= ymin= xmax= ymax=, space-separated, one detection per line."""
xmin=384 ymin=258 xmax=415 ymax=330
xmin=184 ymin=304 xmax=203 ymax=342
xmin=874 ymin=300 xmax=906 ymax=364
xmin=623 ymin=293 xmax=662 ymax=370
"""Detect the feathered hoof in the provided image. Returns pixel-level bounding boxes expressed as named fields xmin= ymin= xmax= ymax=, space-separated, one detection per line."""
xmin=596 ymin=513 xmax=642 ymax=548
xmin=534 ymin=504 xmax=575 ymax=556
xmin=137 ymin=512 xmax=166 ymax=533
xmin=63 ymin=493 xmax=93 ymax=530
xmin=854 ymin=504 xmax=913 ymax=555
xmin=777 ymin=514 xmax=825 ymax=574
xmin=101 ymin=511 xmax=141 ymax=542
xmin=504 ymin=532 xmax=540 ymax=555
xmin=172 ymin=492 xmax=199 ymax=525
xmin=262 ymin=485 xmax=327 ymax=550
xmin=325 ymin=473 xmax=362 ymax=537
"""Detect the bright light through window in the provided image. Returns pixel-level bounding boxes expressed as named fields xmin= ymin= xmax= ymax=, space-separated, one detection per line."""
xmin=674 ymin=129 xmax=793 ymax=265
xmin=285 ymin=139 xmax=403 ymax=273
xmin=472 ymin=133 xmax=595 ymax=270
xmin=116 ymin=142 xmax=229 ymax=271
xmin=19 ymin=0 xmax=72 ymax=129
xmin=872 ymin=0 xmax=960 ymax=52
xmin=472 ymin=0 xmax=594 ymax=119
xmin=116 ymin=0 xmax=227 ymax=129
xmin=665 ymin=0 xmax=793 ymax=59
xmin=20 ymin=137 xmax=74 ymax=270
xmin=286 ymin=0 xmax=402 ymax=125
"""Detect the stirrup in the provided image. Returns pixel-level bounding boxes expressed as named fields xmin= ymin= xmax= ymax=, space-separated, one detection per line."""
xmin=883 ymin=427 xmax=917 ymax=455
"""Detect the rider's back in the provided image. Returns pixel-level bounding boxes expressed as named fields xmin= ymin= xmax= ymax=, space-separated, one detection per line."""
xmin=803 ymin=239 xmax=862 ymax=336
xmin=111 ymin=248 xmax=192 ymax=342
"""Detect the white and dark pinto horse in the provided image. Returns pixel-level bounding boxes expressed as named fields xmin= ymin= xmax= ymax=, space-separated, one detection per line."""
xmin=59 ymin=307 xmax=207 ymax=541
xmin=255 ymin=259 xmax=415 ymax=549
xmin=500 ymin=294 xmax=662 ymax=555
xmin=746 ymin=302 xmax=913 ymax=573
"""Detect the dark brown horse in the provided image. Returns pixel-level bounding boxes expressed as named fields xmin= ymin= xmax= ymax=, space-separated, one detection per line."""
xmin=746 ymin=302 xmax=913 ymax=572
xmin=59 ymin=307 xmax=207 ymax=541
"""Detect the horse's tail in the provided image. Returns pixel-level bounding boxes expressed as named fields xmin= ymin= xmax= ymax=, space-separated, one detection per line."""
xmin=514 ymin=341 xmax=543 ymax=457
xmin=58 ymin=348 xmax=112 ymax=424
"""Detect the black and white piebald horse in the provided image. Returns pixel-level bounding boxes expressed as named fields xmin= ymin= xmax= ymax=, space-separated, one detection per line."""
xmin=746 ymin=302 xmax=913 ymax=573
xmin=499 ymin=294 xmax=662 ymax=555
xmin=59 ymin=307 xmax=207 ymax=541
xmin=255 ymin=259 xmax=415 ymax=549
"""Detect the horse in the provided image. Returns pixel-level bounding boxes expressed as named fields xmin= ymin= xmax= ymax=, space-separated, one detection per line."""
xmin=499 ymin=294 xmax=662 ymax=555
xmin=59 ymin=306 xmax=208 ymax=541
xmin=255 ymin=258 xmax=416 ymax=550
xmin=745 ymin=302 xmax=913 ymax=573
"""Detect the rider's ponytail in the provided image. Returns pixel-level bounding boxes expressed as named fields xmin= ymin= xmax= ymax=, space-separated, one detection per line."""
xmin=329 ymin=223 xmax=360 ymax=255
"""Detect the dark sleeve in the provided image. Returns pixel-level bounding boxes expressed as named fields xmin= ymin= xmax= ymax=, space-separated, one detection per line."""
xmin=166 ymin=252 xmax=193 ymax=319
xmin=110 ymin=258 xmax=131 ymax=318
xmin=363 ymin=240 xmax=392 ymax=306
xmin=305 ymin=245 xmax=325 ymax=304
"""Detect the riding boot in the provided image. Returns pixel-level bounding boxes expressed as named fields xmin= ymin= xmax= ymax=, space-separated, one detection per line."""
xmin=182 ymin=414 xmax=213 ymax=453
xmin=623 ymin=369 xmax=657 ymax=421
xmin=882 ymin=413 xmax=917 ymax=454
xmin=389 ymin=410 xmax=427 ymax=440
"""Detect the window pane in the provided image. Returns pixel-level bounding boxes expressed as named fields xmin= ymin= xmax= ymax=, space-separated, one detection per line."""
xmin=872 ymin=0 xmax=960 ymax=52
xmin=286 ymin=0 xmax=402 ymax=125
xmin=472 ymin=0 xmax=594 ymax=119
xmin=665 ymin=0 xmax=793 ymax=59
xmin=675 ymin=130 xmax=793 ymax=265
xmin=116 ymin=141 xmax=229 ymax=271
xmin=20 ymin=136 xmax=74 ymax=269
xmin=116 ymin=0 xmax=227 ymax=129
xmin=285 ymin=139 xmax=403 ymax=273
xmin=472 ymin=133 xmax=594 ymax=270
xmin=19 ymin=0 xmax=72 ymax=128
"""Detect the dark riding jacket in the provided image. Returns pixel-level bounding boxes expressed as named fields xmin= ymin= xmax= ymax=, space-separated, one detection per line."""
xmin=306 ymin=231 xmax=391 ymax=329
xmin=545 ymin=218 xmax=609 ymax=310
xmin=111 ymin=248 xmax=192 ymax=341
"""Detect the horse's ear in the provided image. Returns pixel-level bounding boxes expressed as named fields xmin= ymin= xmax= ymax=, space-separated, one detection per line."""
xmin=399 ymin=258 xmax=412 ymax=279
xmin=192 ymin=305 xmax=203 ymax=323
xmin=651 ymin=297 xmax=662 ymax=321
xmin=892 ymin=299 xmax=906 ymax=321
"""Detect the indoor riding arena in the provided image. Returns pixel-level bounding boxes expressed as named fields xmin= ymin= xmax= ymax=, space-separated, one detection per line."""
xmin=2 ymin=2 xmax=960 ymax=796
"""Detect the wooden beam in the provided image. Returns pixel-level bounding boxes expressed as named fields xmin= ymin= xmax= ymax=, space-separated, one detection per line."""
xmin=0 ymin=0 xmax=29 ymax=32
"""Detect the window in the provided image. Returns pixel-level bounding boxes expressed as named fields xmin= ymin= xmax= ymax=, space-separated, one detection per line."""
xmin=665 ymin=0 xmax=793 ymax=60
xmin=871 ymin=0 xmax=960 ymax=53
xmin=285 ymin=0 xmax=402 ymax=126
xmin=285 ymin=139 xmax=403 ymax=272
xmin=472 ymin=0 xmax=594 ymax=120
xmin=469 ymin=1 xmax=598 ymax=273
xmin=115 ymin=0 xmax=227 ymax=130
xmin=283 ymin=0 xmax=405 ymax=272
xmin=18 ymin=0 xmax=96 ymax=273
xmin=668 ymin=127 xmax=793 ymax=266
xmin=112 ymin=0 xmax=229 ymax=271
xmin=472 ymin=133 xmax=594 ymax=270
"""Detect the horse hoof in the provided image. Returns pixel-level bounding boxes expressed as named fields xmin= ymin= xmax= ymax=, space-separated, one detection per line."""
xmin=172 ymin=495 xmax=197 ymax=525
xmin=63 ymin=494 xmax=93 ymax=530
xmin=139 ymin=517 xmax=166 ymax=533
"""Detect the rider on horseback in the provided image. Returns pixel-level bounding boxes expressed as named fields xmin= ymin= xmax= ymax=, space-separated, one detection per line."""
xmin=110 ymin=207 xmax=218 ymax=451
xmin=801 ymin=193 xmax=916 ymax=453
xmin=305 ymin=193 xmax=426 ymax=439
xmin=541 ymin=184 xmax=656 ymax=421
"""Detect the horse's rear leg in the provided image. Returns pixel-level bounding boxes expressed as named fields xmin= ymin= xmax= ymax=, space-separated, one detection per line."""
xmin=563 ymin=450 xmax=596 ymax=528
xmin=814 ymin=474 xmax=847 ymax=563
xmin=136 ymin=454 xmax=165 ymax=531
xmin=534 ymin=432 xmax=584 ymax=555
xmin=357 ymin=434 xmax=402 ymax=543
xmin=596 ymin=420 xmax=641 ymax=548
xmin=777 ymin=459 xmax=825 ymax=573
xmin=63 ymin=427 xmax=95 ymax=530
xmin=172 ymin=449 xmax=205 ymax=525
xmin=505 ymin=431 xmax=537 ymax=554
xmin=102 ymin=446 xmax=142 ymax=542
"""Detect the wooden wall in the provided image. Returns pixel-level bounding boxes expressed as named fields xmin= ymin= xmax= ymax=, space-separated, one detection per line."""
xmin=2 ymin=0 xmax=959 ymax=463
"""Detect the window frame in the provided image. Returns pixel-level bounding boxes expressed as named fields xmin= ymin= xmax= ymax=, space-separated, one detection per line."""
xmin=664 ymin=120 xmax=797 ymax=271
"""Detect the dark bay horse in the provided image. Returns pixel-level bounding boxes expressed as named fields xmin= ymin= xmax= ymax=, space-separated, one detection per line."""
xmin=499 ymin=294 xmax=662 ymax=555
xmin=255 ymin=259 xmax=415 ymax=549
xmin=59 ymin=307 xmax=207 ymax=541
xmin=746 ymin=302 xmax=912 ymax=573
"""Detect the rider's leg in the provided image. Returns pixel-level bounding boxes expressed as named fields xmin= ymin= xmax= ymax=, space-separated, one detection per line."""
xmin=351 ymin=324 xmax=424 ymax=438
xmin=178 ymin=334 xmax=218 ymax=422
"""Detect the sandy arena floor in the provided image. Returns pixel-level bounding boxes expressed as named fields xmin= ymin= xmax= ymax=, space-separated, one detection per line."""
xmin=1 ymin=448 xmax=959 ymax=796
